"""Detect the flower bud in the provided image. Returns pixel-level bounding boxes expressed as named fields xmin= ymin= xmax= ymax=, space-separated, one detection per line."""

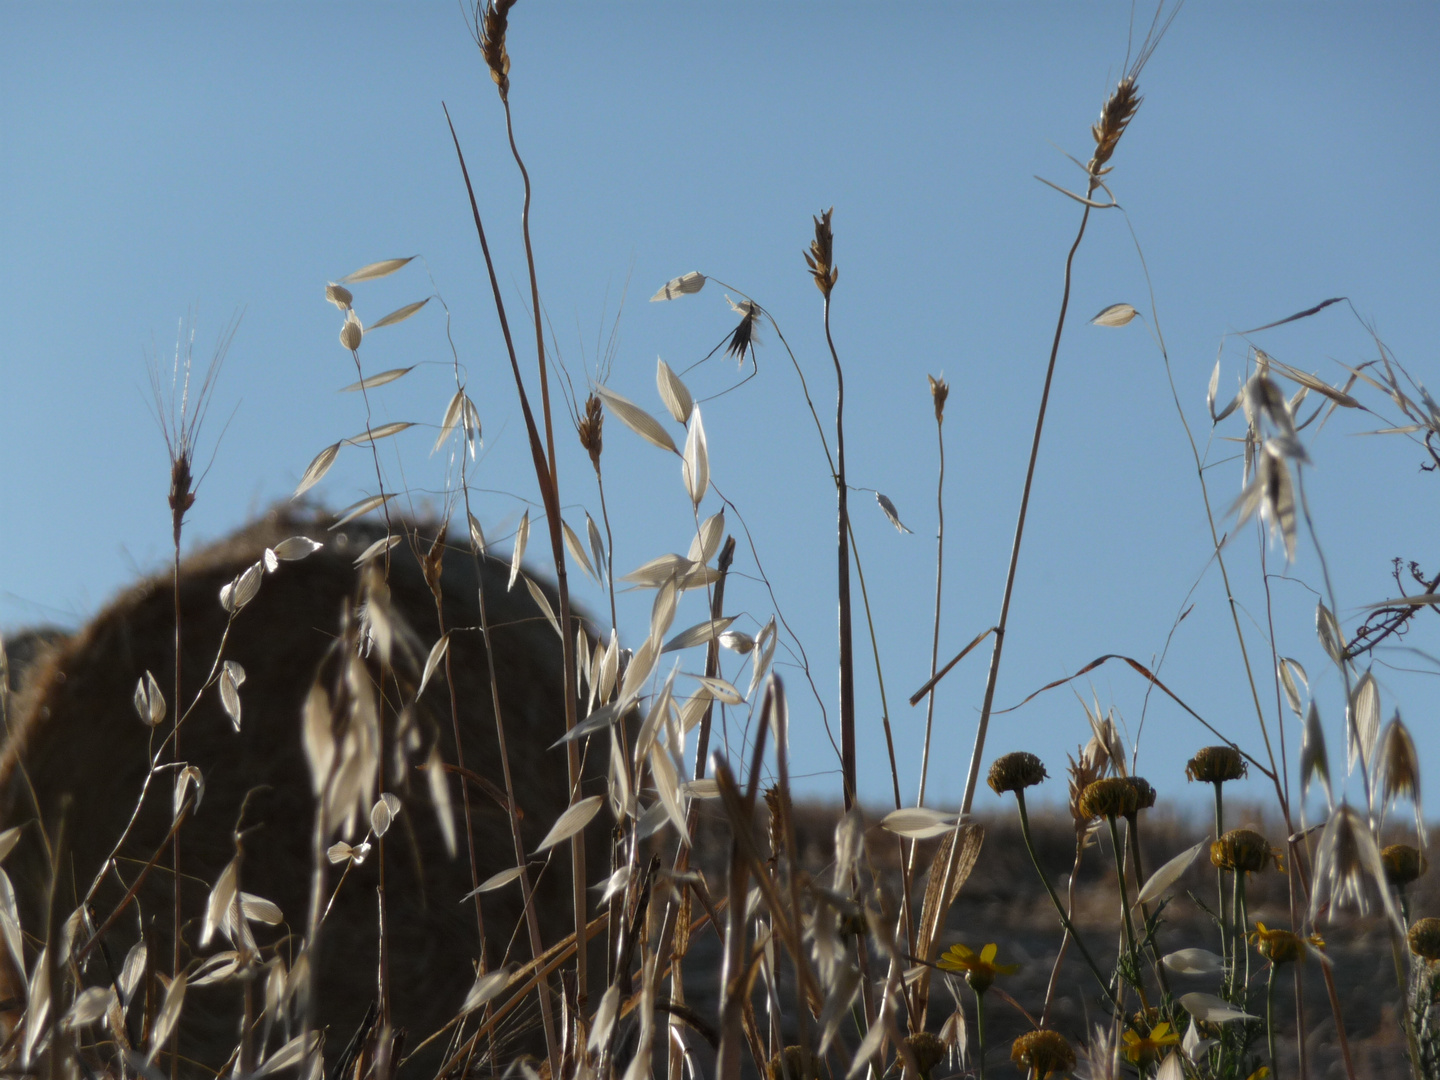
xmin=1186 ymin=745 xmax=1247 ymax=784
xmin=987 ymin=751 xmax=1048 ymax=795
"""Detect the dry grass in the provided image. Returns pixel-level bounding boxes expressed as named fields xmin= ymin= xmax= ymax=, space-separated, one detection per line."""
xmin=1 ymin=4 xmax=1437 ymax=1080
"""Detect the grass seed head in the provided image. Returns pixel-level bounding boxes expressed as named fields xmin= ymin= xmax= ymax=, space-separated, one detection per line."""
xmin=1011 ymin=1029 xmax=1076 ymax=1079
xmin=1078 ymin=776 xmax=1137 ymax=820
xmin=1381 ymin=843 xmax=1427 ymax=888
xmin=578 ymin=392 xmax=604 ymax=472
xmin=804 ymin=206 xmax=838 ymax=298
xmin=477 ymin=0 xmax=516 ymax=101
xmin=1210 ymin=828 xmax=1281 ymax=874
xmin=927 ymin=374 xmax=949 ymax=423
xmin=1411 ymin=917 xmax=1440 ymax=961
xmin=1185 ymin=745 xmax=1246 ymax=784
xmin=987 ymin=751 xmax=1048 ymax=794
xmin=724 ymin=297 xmax=760 ymax=366
xmin=1090 ymin=76 xmax=1142 ymax=176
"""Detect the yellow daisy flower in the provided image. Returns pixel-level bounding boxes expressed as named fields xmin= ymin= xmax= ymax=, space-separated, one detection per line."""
xmin=937 ymin=942 xmax=1019 ymax=994
xmin=1122 ymin=1022 xmax=1180 ymax=1067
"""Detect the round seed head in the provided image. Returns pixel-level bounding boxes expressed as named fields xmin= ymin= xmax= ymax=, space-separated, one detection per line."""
xmin=1185 ymin=745 xmax=1247 ymax=784
xmin=766 ymin=1046 xmax=820 ymax=1080
xmin=1410 ymin=917 xmax=1440 ymax=961
xmin=1382 ymin=844 xmax=1427 ymax=888
xmin=1078 ymin=777 xmax=1138 ymax=820
xmin=1122 ymin=775 xmax=1157 ymax=813
xmin=1011 ymin=1030 xmax=1075 ymax=1079
xmin=904 ymin=1032 xmax=946 ymax=1080
xmin=987 ymin=752 xmax=1048 ymax=795
xmin=1210 ymin=828 xmax=1280 ymax=874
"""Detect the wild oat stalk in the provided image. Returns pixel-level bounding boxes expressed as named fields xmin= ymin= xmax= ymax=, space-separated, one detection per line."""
xmin=472 ymin=4 xmax=590 ymax=1017
xmin=958 ymin=25 xmax=1168 ymax=815
xmin=804 ymin=208 xmax=857 ymax=809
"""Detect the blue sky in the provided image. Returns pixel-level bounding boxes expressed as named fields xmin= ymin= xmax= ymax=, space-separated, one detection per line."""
xmin=3 ymin=4 xmax=1438 ymax=820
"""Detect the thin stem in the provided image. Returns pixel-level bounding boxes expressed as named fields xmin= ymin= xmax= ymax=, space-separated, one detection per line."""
xmin=1215 ymin=782 xmax=1228 ymax=980
xmin=960 ymin=198 xmax=1095 ymax=815
xmin=974 ymin=989 xmax=987 ymax=1080
xmin=1014 ymin=792 xmax=1121 ymax=1012
xmin=1267 ymin=962 xmax=1279 ymax=1077
xmin=1106 ymin=815 xmax=1142 ymax=1001
xmin=823 ymin=297 xmax=856 ymax=809
xmin=918 ymin=409 xmax=946 ymax=807
xmin=170 ymin=537 xmax=182 ymax=1080
xmin=502 ymin=93 xmax=588 ymax=1011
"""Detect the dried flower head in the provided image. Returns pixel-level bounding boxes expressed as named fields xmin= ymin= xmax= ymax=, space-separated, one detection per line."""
xmin=903 ymin=1032 xmax=946 ymax=1080
xmin=1011 ymin=1030 xmax=1076 ymax=1079
xmin=1078 ymin=777 xmax=1138 ymax=820
xmin=987 ymin=751 xmax=1048 ymax=795
xmin=1248 ymin=923 xmax=1322 ymax=966
xmin=928 ymin=374 xmax=949 ymax=424
xmin=1090 ymin=77 xmax=1142 ymax=176
xmin=804 ymin=207 xmax=838 ymax=299
xmin=766 ymin=1046 xmax=820 ymax=1080
xmin=1382 ymin=843 xmax=1427 ymax=888
xmin=725 ymin=297 xmax=761 ymax=367
xmin=1186 ymin=745 xmax=1247 ymax=785
xmin=1410 ymin=917 xmax=1440 ymax=961
xmin=577 ymin=392 xmax=604 ymax=472
xmin=1122 ymin=776 xmax=1157 ymax=814
xmin=1210 ymin=828 xmax=1281 ymax=874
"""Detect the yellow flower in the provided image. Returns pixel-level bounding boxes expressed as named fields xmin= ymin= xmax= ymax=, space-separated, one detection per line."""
xmin=1122 ymin=1022 xmax=1180 ymax=1067
xmin=937 ymin=942 xmax=1019 ymax=994
xmin=1246 ymin=1070 xmax=1272 ymax=1080
xmin=1248 ymin=922 xmax=1323 ymax=965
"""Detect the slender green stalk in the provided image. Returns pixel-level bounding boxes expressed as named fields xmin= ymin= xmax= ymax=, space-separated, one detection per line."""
xmin=1014 ymin=792 xmax=1120 ymax=1012
xmin=1214 ymin=781 xmax=1228 ymax=978
xmin=1267 ymin=963 xmax=1279 ymax=1076
xmin=823 ymin=294 xmax=857 ymax=810
xmin=1106 ymin=815 xmax=1142 ymax=996
xmin=974 ymin=990 xmax=987 ymax=1080
xmin=958 ymin=199 xmax=1093 ymax=815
